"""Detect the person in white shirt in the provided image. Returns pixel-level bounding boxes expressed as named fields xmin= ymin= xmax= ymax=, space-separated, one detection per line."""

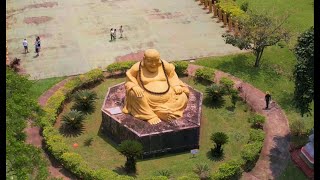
xmin=110 ymin=28 xmax=115 ymax=41
xmin=22 ymin=39 xmax=29 ymax=53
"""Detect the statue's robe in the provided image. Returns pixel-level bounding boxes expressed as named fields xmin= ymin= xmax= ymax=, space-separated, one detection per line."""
xmin=122 ymin=60 xmax=189 ymax=121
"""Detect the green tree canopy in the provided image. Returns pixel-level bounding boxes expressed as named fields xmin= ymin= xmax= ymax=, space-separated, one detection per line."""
xmin=293 ymin=27 xmax=314 ymax=116
xmin=222 ymin=11 xmax=290 ymax=67
xmin=6 ymin=68 xmax=49 ymax=179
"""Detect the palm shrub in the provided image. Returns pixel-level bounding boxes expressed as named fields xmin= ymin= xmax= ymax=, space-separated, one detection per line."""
xmin=62 ymin=110 xmax=85 ymax=130
xmin=248 ymin=114 xmax=265 ymax=129
xmin=72 ymin=90 xmax=98 ymax=113
xmin=205 ymin=84 xmax=225 ymax=102
xmin=156 ymin=169 xmax=172 ymax=178
xmin=211 ymin=132 xmax=229 ymax=157
xmin=193 ymin=163 xmax=210 ymax=180
xmin=118 ymin=140 xmax=143 ymax=173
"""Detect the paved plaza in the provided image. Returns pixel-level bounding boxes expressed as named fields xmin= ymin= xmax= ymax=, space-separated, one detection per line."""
xmin=7 ymin=0 xmax=243 ymax=79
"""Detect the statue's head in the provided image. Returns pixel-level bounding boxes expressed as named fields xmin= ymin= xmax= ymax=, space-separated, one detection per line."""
xmin=142 ymin=49 xmax=161 ymax=73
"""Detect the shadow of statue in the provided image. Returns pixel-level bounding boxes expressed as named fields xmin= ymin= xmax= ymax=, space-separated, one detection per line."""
xmin=59 ymin=124 xmax=85 ymax=137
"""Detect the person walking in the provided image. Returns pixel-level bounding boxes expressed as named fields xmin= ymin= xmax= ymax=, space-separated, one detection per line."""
xmin=22 ymin=39 xmax=29 ymax=53
xmin=110 ymin=28 xmax=114 ymax=41
xmin=113 ymin=29 xmax=117 ymax=41
xmin=119 ymin=25 xmax=123 ymax=38
xmin=265 ymin=91 xmax=272 ymax=109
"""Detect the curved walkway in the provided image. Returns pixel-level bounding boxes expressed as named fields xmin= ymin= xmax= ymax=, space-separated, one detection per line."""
xmin=25 ymin=65 xmax=290 ymax=180
xmin=25 ymin=77 xmax=77 ymax=180
xmin=188 ymin=64 xmax=291 ymax=180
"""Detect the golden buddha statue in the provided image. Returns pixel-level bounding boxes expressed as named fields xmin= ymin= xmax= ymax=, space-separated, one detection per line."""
xmin=122 ymin=49 xmax=189 ymax=125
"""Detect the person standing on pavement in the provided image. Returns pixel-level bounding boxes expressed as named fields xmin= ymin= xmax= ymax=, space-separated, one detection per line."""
xmin=113 ymin=29 xmax=117 ymax=41
xmin=22 ymin=39 xmax=29 ymax=53
xmin=35 ymin=36 xmax=41 ymax=56
xmin=265 ymin=91 xmax=272 ymax=109
xmin=119 ymin=25 xmax=123 ymax=38
xmin=110 ymin=28 xmax=114 ymax=41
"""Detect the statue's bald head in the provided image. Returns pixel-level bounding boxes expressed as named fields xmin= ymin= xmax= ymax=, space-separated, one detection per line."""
xmin=144 ymin=49 xmax=160 ymax=59
xmin=142 ymin=49 xmax=161 ymax=72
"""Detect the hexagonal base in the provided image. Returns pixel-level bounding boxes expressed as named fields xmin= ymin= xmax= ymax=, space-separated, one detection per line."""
xmin=100 ymin=83 xmax=202 ymax=158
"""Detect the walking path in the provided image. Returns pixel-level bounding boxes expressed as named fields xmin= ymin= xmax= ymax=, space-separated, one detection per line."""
xmin=25 ymin=64 xmax=290 ymax=180
xmin=25 ymin=77 xmax=77 ymax=180
xmin=188 ymin=64 xmax=291 ymax=180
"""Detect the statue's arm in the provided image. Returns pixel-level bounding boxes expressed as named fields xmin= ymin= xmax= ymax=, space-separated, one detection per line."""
xmin=125 ymin=62 xmax=140 ymax=91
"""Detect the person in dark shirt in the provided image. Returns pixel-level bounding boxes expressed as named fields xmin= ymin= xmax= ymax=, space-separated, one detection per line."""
xmin=265 ymin=91 xmax=271 ymax=109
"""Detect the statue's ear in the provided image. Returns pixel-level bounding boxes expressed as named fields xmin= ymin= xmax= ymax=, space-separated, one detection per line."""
xmin=141 ymin=59 xmax=144 ymax=66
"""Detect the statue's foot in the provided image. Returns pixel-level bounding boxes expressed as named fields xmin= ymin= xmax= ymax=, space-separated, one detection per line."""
xmin=167 ymin=113 xmax=179 ymax=121
xmin=148 ymin=117 xmax=161 ymax=125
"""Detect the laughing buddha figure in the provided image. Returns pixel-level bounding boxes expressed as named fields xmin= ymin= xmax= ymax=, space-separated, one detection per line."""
xmin=122 ymin=49 xmax=189 ymax=125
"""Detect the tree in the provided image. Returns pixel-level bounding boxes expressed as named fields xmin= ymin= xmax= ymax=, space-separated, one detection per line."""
xmin=6 ymin=68 xmax=49 ymax=179
xmin=222 ymin=11 xmax=290 ymax=67
xmin=210 ymin=132 xmax=229 ymax=157
xmin=293 ymin=27 xmax=314 ymax=117
xmin=193 ymin=163 xmax=210 ymax=180
xmin=118 ymin=140 xmax=143 ymax=173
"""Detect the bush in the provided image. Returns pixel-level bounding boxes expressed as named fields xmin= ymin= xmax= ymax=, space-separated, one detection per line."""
xmin=106 ymin=61 xmax=136 ymax=74
xmin=72 ymin=90 xmax=97 ymax=113
xmin=91 ymin=168 xmax=119 ymax=180
xmin=212 ymin=160 xmax=242 ymax=180
xmin=82 ymin=68 xmax=104 ymax=83
xmin=172 ymin=61 xmax=188 ymax=76
xmin=290 ymin=119 xmax=306 ymax=136
xmin=216 ymin=0 xmax=248 ymax=20
xmin=145 ymin=176 xmax=169 ymax=180
xmin=193 ymin=163 xmax=210 ymax=180
xmin=211 ymin=132 xmax=229 ymax=157
xmin=118 ymin=140 xmax=143 ymax=173
xmin=248 ymin=114 xmax=265 ymax=129
xmin=43 ymin=127 xmax=70 ymax=159
xmin=240 ymin=2 xmax=249 ymax=12
xmin=220 ymin=77 xmax=234 ymax=94
xmin=61 ymin=110 xmax=86 ymax=130
xmin=240 ymin=142 xmax=263 ymax=171
xmin=195 ymin=67 xmax=215 ymax=82
xmin=61 ymin=152 xmax=92 ymax=179
xmin=248 ymin=129 xmax=265 ymax=143
xmin=205 ymin=84 xmax=225 ymax=102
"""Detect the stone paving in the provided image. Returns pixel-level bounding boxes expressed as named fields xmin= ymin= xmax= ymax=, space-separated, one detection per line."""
xmin=6 ymin=0 xmax=243 ymax=80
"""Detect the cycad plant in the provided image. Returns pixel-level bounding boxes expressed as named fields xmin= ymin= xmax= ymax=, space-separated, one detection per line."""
xmin=211 ymin=132 xmax=229 ymax=157
xmin=205 ymin=84 xmax=225 ymax=102
xmin=62 ymin=110 xmax=85 ymax=130
xmin=193 ymin=163 xmax=210 ymax=180
xmin=118 ymin=140 xmax=143 ymax=173
xmin=72 ymin=90 xmax=97 ymax=113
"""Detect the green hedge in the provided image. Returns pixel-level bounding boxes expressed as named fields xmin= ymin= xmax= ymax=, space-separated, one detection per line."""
xmin=195 ymin=67 xmax=215 ymax=82
xmin=240 ymin=142 xmax=263 ymax=171
xmin=216 ymin=0 xmax=248 ymax=20
xmin=172 ymin=61 xmax=189 ymax=76
xmin=106 ymin=61 xmax=136 ymax=74
xmin=248 ymin=129 xmax=265 ymax=143
xmin=212 ymin=160 xmax=243 ymax=180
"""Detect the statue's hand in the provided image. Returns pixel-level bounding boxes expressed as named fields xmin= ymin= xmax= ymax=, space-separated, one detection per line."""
xmin=173 ymin=86 xmax=182 ymax=94
xmin=132 ymin=86 xmax=144 ymax=97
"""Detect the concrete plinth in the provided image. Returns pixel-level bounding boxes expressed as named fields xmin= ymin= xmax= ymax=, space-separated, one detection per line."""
xmin=100 ymin=83 xmax=203 ymax=158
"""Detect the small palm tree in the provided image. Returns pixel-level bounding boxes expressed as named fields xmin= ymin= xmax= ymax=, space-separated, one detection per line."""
xmin=205 ymin=84 xmax=225 ymax=102
xmin=211 ymin=132 xmax=229 ymax=157
xmin=72 ymin=90 xmax=97 ymax=113
xmin=118 ymin=140 xmax=143 ymax=173
xmin=62 ymin=110 xmax=85 ymax=130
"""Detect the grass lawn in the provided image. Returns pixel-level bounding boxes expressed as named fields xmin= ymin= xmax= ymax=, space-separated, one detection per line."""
xmin=56 ymin=77 xmax=256 ymax=179
xmin=30 ymin=77 xmax=66 ymax=100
